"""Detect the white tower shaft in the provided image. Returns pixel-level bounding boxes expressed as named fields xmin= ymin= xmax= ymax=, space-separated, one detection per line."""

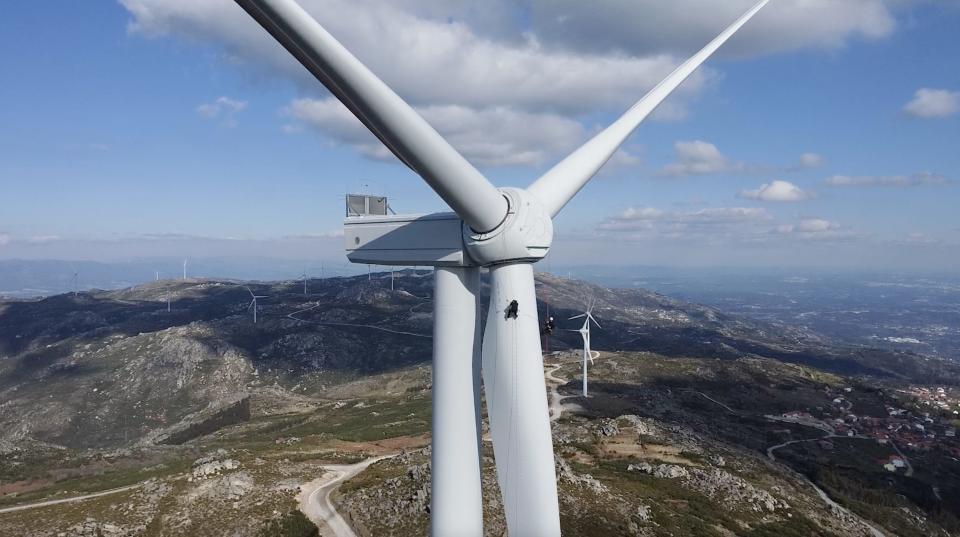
xmin=582 ymin=328 xmax=589 ymax=397
xmin=430 ymin=267 xmax=484 ymax=536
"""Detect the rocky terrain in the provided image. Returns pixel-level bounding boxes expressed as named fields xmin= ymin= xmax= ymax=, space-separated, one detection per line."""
xmin=2 ymin=271 xmax=959 ymax=536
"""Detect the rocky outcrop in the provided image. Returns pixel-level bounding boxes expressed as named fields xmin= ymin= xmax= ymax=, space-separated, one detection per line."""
xmin=627 ymin=462 xmax=789 ymax=513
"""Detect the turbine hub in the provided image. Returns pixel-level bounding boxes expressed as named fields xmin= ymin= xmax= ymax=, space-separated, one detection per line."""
xmin=463 ymin=188 xmax=553 ymax=266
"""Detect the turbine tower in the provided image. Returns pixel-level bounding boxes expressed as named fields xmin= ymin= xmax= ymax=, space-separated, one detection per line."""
xmin=182 ymin=258 xmax=188 ymax=280
xmin=569 ymin=302 xmax=601 ymax=397
xmin=233 ymin=0 xmax=769 ymax=534
xmin=245 ymin=286 xmax=268 ymax=324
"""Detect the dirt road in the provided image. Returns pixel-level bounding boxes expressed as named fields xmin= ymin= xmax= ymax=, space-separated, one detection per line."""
xmin=0 ymin=484 xmax=141 ymax=516
xmin=298 ymin=455 xmax=396 ymax=537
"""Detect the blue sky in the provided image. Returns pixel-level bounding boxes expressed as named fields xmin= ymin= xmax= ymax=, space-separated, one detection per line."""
xmin=0 ymin=0 xmax=957 ymax=270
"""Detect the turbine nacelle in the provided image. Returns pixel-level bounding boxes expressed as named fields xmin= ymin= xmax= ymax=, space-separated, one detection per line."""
xmin=345 ymin=187 xmax=553 ymax=268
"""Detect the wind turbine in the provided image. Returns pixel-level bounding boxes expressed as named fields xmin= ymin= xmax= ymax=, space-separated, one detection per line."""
xmin=233 ymin=0 xmax=769 ymax=534
xmin=302 ymin=269 xmax=308 ymax=296
xmin=182 ymin=258 xmax=188 ymax=280
xmin=245 ymin=286 xmax=268 ymax=324
xmin=569 ymin=301 xmax=601 ymax=397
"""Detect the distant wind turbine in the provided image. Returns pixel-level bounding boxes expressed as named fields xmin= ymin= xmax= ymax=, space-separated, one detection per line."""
xmin=569 ymin=300 xmax=601 ymax=397
xmin=246 ymin=286 xmax=268 ymax=323
xmin=182 ymin=259 xmax=188 ymax=280
xmin=303 ymin=270 xmax=308 ymax=296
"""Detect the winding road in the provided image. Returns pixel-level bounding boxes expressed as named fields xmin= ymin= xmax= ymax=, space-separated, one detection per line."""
xmin=766 ymin=438 xmax=888 ymax=537
xmin=287 ymin=303 xmax=431 ymax=339
xmin=544 ymin=351 xmax=600 ymax=422
xmin=298 ymin=455 xmax=397 ymax=537
xmin=762 ymin=432 xmax=889 ymax=536
xmin=0 ymin=484 xmax=141 ymax=516
xmin=544 ymin=362 xmax=569 ymax=422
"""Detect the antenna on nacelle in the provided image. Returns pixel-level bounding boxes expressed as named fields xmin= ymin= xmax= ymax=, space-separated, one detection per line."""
xmin=345 ymin=193 xmax=390 ymax=217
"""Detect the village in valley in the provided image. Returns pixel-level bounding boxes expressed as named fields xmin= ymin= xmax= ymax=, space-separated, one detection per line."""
xmin=770 ymin=382 xmax=960 ymax=474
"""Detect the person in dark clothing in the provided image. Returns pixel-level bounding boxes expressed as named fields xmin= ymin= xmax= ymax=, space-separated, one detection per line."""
xmin=543 ymin=317 xmax=555 ymax=335
xmin=506 ymin=300 xmax=519 ymax=319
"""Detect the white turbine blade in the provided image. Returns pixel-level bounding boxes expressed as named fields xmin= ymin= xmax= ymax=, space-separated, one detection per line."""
xmin=244 ymin=285 xmax=255 ymax=298
xmin=233 ymin=0 xmax=507 ymax=232
xmin=527 ymin=0 xmax=770 ymax=217
xmin=569 ymin=313 xmax=587 ymax=320
xmin=588 ymin=312 xmax=601 ymax=329
xmin=482 ymin=263 xmax=561 ymax=536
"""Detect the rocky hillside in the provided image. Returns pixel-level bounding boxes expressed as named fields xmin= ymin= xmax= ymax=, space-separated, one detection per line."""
xmin=3 ymin=271 xmax=960 ymax=536
xmin=1 ymin=271 xmax=954 ymax=453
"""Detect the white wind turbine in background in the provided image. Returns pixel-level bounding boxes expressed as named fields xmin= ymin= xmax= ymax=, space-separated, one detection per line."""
xmin=569 ymin=301 xmax=602 ymax=398
xmin=245 ymin=286 xmax=268 ymax=324
xmin=232 ymin=0 xmax=770 ymax=534
xmin=182 ymin=258 xmax=188 ymax=280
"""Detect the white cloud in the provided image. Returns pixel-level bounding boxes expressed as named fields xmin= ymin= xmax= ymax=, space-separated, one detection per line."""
xmin=597 ymin=206 xmax=863 ymax=245
xmin=796 ymin=219 xmax=836 ymax=233
xmin=661 ymin=140 xmax=743 ymax=176
xmin=283 ymin=229 xmax=345 ymax=240
xmin=775 ymin=218 xmax=856 ymax=241
xmin=118 ymin=0 xmax=915 ymax=170
xmin=599 ymin=206 xmax=771 ymax=239
xmin=797 ymin=152 xmax=824 ymax=169
xmin=903 ymin=88 xmax=960 ymax=118
xmin=903 ymin=232 xmax=938 ymax=244
xmin=24 ymin=235 xmax=63 ymax=244
xmin=0 ymin=233 xmax=10 ymax=247
xmin=122 ymin=0 xmax=708 ymax=116
xmin=196 ymin=96 xmax=248 ymax=126
xmin=526 ymin=0 xmax=898 ymax=58
xmin=739 ymin=180 xmax=811 ymax=202
xmin=288 ymin=97 xmax=586 ymax=166
xmin=824 ymin=172 xmax=950 ymax=187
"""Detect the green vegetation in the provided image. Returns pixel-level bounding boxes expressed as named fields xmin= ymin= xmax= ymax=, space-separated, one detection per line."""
xmin=779 ymin=437 xmax=960 ymax=537
xmin=0 ymin=450 xmax=193 ymax=509
xmin=257 ymin=510 xmax=318 ymax=537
